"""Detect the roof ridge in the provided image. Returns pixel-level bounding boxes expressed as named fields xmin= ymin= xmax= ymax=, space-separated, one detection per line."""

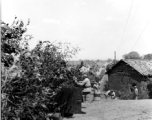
xmin=124 ymin=59 xmax=152 ymax=76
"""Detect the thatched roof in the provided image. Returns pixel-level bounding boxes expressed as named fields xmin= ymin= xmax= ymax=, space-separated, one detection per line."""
xmin=106 ymin=59 xmax=152 ymax=76
xmin=124 ymin=59 xmax=152 ymax=76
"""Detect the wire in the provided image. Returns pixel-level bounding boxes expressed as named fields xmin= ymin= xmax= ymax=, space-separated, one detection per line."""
xmin=117 ymin=0 xmax=134 ymax=52
xmin=131 ymin=17 xmax=151 ymax=51
xmin=125 ymin=1 xmax=140 ymax=38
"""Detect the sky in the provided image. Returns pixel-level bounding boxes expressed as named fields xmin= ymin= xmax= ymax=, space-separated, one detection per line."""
xmin=2 ymin=0 xmax=152 ymax=60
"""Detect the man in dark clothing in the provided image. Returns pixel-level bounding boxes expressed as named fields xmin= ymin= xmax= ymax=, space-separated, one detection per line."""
xmin=55 ymin=87 xmax=83 ymax=117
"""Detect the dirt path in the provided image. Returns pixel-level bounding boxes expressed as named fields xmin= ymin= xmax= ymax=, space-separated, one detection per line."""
xmin=64 ymin=99 xmax=152 ymax=120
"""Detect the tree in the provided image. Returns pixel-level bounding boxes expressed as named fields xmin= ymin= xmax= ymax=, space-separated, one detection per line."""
xmin=107 ymin=58 xmax=113 ymax=63
xmin=1 ymin=17 xmax=30 ymax=67
xmin=1 ymin=18 xmax=81 ymax=120
xmin=123 ymin=51 xmax=141 ymax=59
xmin=1 ymin=17 xmax=32 ymax=120
xmin=143 ymin=54 xmax=152 ymax=60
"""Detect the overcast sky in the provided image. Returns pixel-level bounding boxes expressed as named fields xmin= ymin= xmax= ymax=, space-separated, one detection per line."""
xmin=2 ymin=0 xmax=152 ymax=60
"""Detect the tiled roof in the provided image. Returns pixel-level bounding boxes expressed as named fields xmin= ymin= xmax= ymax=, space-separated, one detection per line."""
xmin=123 ymin=59 xmax=152 ymax=76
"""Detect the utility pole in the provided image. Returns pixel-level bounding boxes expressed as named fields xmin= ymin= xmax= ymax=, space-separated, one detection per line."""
xmin=114 ymin=51 xmax=116 ymax=63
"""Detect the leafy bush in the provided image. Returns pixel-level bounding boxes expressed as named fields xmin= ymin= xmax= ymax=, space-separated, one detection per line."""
xmin=118 ymin=91 xmax=134 ymax=100
xmin=102 ymin=82 xmax=135 ymax=100
xmin=103 ymin=80 xmax=109 ymax=91
xmin=147 ymin=81 xmax=152 ymax=99
xmin=1 ymin=18 xmax=81 ymax=120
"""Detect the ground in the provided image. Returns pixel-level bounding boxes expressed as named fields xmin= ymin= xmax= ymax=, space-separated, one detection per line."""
xmin=64 ymin=95 xmax=152 ymax=120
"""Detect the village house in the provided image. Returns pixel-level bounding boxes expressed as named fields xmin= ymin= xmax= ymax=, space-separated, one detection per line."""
xmin=106 ymin=59 xmax=152 ymax=99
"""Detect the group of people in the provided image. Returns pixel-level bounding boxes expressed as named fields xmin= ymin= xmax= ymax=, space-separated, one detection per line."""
xmin=73 ymin=73 xmax=139 ymax=101
xmin=73 ymin=73 xmax=117 ymax=102
xmin=73 ymin=74 xmax=92 ymax=102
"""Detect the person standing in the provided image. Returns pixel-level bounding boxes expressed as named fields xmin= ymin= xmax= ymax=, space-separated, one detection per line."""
xmin=134 ymin=86 xmax=138 ymax=100
xmin=92 ymin=82 xmax=101 ymax=102
xmin=74 ymin=74 xmax=91 ymax=102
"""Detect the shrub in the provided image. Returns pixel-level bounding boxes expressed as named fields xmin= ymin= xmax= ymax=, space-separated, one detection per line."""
xmin=147 ymin=81 xmax=152 ymax=99
xmin=103 ymin=80 xmax=109 ymax=91
xmin=1 ymin=18 xmax=81 ymax=120
xmin=118 ymin=91 xmax=134 ymax=100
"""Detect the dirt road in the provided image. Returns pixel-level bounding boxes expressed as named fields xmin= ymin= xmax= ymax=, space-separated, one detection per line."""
xmin=64 ymin=99 xmax=152 ymax=120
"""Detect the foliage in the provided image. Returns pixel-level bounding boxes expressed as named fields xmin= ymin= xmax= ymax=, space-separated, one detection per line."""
xmin=123 ymin=51 xmax=141 ymax=60
xmin=103 ymin=80 xmax=109 ymax=91
xmin=147 ymin=81 xmax=152 ymax=99
xmin=1 ymin=17 xmax=30 ymax=67
xmin=103 ymin=81 xmax=135 ymax=100
xmin=117 ymin=91 xmax=134 ymax=100
xmin=123 ymin=52 xmax=152 ymax=60
xmin=106 ymin=58 xmax=113 ymax=63
xmin=1 ymin=18 xmax=81 ymax=120
xmin=143 ymin=54 xmax=152 ymax=60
